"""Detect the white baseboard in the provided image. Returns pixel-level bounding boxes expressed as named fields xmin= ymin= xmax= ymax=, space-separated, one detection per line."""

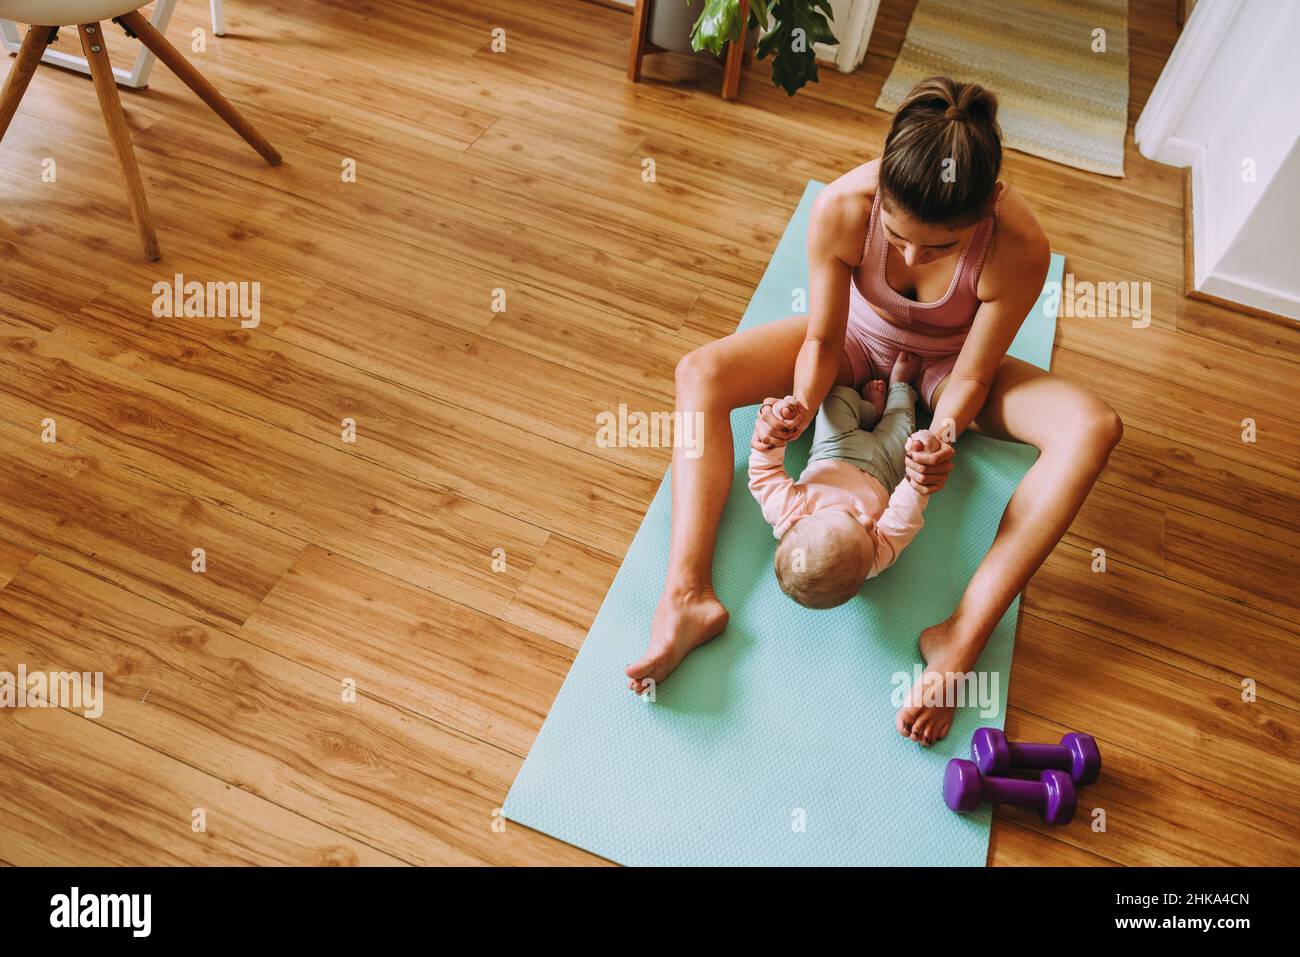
xmin=1159 ymin=135 xmax=1202 ymax=169
xmin=1199 ymin=273 xmax=1300 ymax=321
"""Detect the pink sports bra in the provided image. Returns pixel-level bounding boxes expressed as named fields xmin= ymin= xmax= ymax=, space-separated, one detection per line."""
xmin=852 ymin=183 xmax=1003 ymax=335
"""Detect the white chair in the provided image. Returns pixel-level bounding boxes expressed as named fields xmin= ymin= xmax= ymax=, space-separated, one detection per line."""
xmin=0 ymin=1 xmax=225 ymax=89
xmin=0 ymin=0 xmax=279 ymax=260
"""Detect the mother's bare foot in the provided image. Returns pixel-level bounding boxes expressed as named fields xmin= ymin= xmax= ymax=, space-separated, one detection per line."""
xmin=895 ymin=619 xmax=984 ymax=746
xmin=626 ymin=586 xmax=729 ymax=693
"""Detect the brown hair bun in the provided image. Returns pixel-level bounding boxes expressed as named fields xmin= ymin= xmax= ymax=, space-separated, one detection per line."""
xmin=880 ymin=77 xmax=1003 ymax=227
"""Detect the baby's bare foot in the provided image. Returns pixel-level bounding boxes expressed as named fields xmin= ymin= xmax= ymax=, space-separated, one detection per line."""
xmin=890 ymin=350 xmax=922 ymax=387
xmin=862 ymin=379 xmax=887 ymax=424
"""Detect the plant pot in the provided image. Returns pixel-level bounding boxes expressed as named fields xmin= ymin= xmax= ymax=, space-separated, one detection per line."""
xmin=646 ymin=0 xmax=759 ymax=58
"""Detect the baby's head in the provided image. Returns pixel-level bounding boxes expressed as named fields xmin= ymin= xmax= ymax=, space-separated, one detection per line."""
xmin=774 ymin=508 xmax=875 ymax=609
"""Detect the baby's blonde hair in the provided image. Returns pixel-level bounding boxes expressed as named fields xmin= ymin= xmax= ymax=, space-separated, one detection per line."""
xmin=774 ymin=515 xmax=871 ymax=609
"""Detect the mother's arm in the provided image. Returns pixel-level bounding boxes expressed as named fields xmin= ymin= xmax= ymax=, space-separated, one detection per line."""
xmin=754 ymin=187 xmax=859 ymax=449
xmin=795 ymin=190 xmax=856 ymax=414
xmin=907 ymin=211 xmax=1051 ymax=490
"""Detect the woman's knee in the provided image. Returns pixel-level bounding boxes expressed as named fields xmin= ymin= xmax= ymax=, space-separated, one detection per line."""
xmin=1062 ymin=398 xmax=1123 ymax=462
xmin=675 ymin=346 xmax=722 ymax=402
xmin=1089 ymin=400 xmax=1124 ymax=452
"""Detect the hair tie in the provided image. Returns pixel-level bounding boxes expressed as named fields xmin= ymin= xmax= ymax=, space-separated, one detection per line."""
xmin=944 ymin=105 xmax=966 ymax=120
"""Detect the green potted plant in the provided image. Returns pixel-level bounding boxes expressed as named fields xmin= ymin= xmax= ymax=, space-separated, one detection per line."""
xmin=648 ymin=0 xmax=838 ymax=96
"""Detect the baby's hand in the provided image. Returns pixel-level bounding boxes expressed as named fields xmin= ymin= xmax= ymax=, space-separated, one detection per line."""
xmin=752 ymin=395 xmax=806 ymax=451
xmin=907 ymin=429 xmax=943 ymax=455
xmin=904 ymin=429 xmax=952 ymax=495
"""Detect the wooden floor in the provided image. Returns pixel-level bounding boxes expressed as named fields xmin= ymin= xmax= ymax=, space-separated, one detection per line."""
xmin=0 ymin=0 xmax=1296 ymax=866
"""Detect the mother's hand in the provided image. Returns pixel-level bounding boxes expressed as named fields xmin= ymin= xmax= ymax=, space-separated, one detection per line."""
xmin=751 ymin=396 xmax=807 ymax=451
xmin=904 ymin=429 xmax=955 ymax=494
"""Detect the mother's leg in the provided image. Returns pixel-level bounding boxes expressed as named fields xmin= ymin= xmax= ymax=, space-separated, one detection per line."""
xmin=898 ymin=356 xmax=1123 ymax=743
xmin=626 ymin=316 xmax=854 ymax=691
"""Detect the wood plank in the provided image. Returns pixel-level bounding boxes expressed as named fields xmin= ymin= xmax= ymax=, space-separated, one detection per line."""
xmin=0 ymin=418 xmax=301 ymax=630
xmin=50 ymin=289 xmax=657 ymax=557
xmin=0 ymin=537 xmax=35 ymax=589
xmin=277 ymin=283 xmax=674 ymax=480
xmin=1101 ymin=426 xmax=1300 ymax=550
xmin=0 ymin=250 xmax=109 ymax=335
xmin=1053 ymin=347 xmax=1300 ymax=482
xmin=241 ymin=545 xmax=576 ymax=757
xmin=0 ymin=121 xmax=322 ymax=333
xmin=988 ymin=815 xmax=1116 ymax=867
xmin=1024 ymin=545 xmax=1300 ymax=711
xmin=992 ymin=706 xmax=1297 ymax=866
xmin=1055 ymin=274 xmax=1300 ymax=401
xmin=1175 ymin=287 xmax=1300 ymax=368
xmin=0 ymin=554 xmax=598 ymax=865
xmin=679 ymin=288 xmax=750 ymax=347
xmin=118 ymin=107 xmax=706 ymax=332
xmin=0 ymin=707 xmax=402 ymax=866
xmin=1003 ymin=167 xmax=1184 ymax=270
xmin=1162 ymin=507 xmax=1300 ymax=624
xmin=0 ymin=45 xmax=169 ymax=143
xmin=475 ymin=280 xmax=688 ymax=407
xmin=504 ymin=533 xmax=622 ymax=650
xmin=1064 ymin=482 xmax=1165 ymax=574
xmin=314 ymin=112 xmax=777 ymax=311
xmin=0 ymin=320 xmax=543 ymax=618
xmin=1011 ymin=616 xmax=1300 ymax=821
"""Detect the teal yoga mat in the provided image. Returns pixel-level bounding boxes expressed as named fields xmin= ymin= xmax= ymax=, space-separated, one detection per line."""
xmin=504 ymin=181 xmax=1063 ymax=866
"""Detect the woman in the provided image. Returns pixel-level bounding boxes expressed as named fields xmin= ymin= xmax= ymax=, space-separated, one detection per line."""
xmin=626 ymin=78 xmax=1122 ymax=745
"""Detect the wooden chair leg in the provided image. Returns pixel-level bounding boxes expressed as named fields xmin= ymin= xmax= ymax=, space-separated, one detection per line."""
xmin=628 ymin=0 xmax=650 ymax=82
xmin=118 ymin=10 xmax=280 ymax=166
xmin=79 ymin=22 xmax=160 ymax=261
xmin=721 ymin=0 xmax=750 ymax=100
xmin=0 ymin=25 xmax=49 ymax=144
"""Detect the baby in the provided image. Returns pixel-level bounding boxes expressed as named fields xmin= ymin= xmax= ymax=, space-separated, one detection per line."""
xmin=748 ymin=351 xmax=937 ymax=608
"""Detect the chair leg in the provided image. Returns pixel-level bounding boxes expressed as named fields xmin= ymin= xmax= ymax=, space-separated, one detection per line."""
xmin=627 ymin=0 xmax=650 ymax=83
xmin=118 ymin=9 xmax=280 ymax=165
xmin=0 ymin=25 xmax=49 ymax=144
xmin=79 ymin=22 xmax=160 ymax=261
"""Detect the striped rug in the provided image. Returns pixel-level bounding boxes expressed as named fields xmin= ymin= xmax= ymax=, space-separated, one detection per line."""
xmin=877 ymin=0 xmax=1130 ymax=177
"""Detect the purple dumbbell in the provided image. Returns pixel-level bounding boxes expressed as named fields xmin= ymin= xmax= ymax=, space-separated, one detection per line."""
xmin=971 ymin=727 xmax=1101 ymax=786
xmin=944 ymin=758 xmax=1077 ymax=825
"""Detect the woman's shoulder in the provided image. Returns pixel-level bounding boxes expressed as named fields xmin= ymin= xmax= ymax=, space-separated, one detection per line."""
xmin=982 ymin=183 xmax=1051 ymax=297
xmin=809 ymin=160 xmax=879 ymax=262
xmin=816 ymin=159 xmax=879 ymax=211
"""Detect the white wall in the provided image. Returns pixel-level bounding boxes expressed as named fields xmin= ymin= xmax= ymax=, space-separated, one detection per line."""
xmin=1136 ymin=0 xmax=1300 ymax=319
xmin=814 ymin=0 xmax=882 ymax=72
xmin=1209 ymin=138 xmax=1300 ymax=315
